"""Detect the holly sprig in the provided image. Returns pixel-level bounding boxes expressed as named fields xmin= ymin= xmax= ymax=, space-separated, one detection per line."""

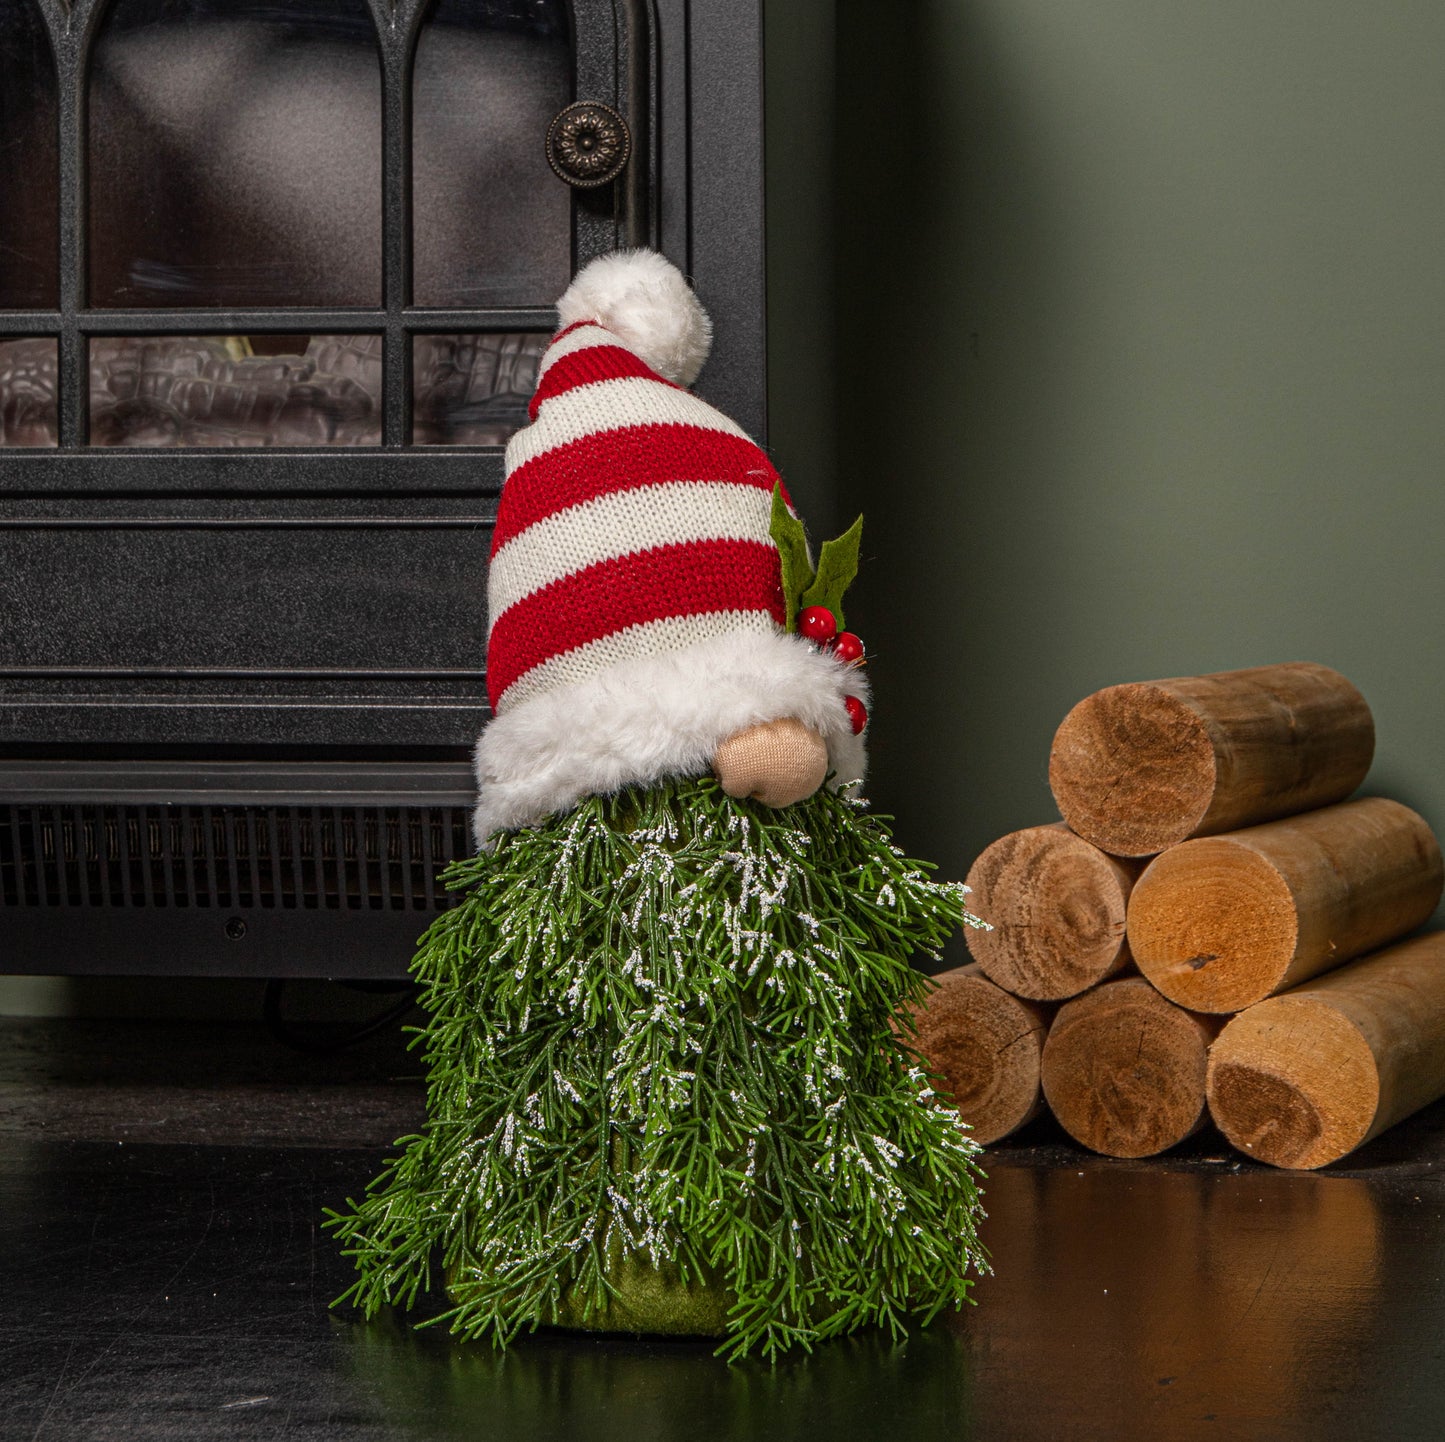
xmin=769 ymin=483 xmax=864 ymax=632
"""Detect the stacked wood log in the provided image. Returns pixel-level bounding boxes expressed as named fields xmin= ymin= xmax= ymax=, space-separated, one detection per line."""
xmin=1039 ymin=978 xmax=1223 ymax=1158
xmin=1127 ymin=798 xmax=1441 ymax=1012
xmin=964 ymin=824 xmax=1141 ymax=1000
xmin=1047 ymin=662 xmax=1375 ymax=856
xmin=1207 ymin=933 xmax=1445 ymax=1169
xmin=906 ymin=662 xmax=1445 ymax=1169
xmin=904 ymin=965 xmax=1051 ymax=1145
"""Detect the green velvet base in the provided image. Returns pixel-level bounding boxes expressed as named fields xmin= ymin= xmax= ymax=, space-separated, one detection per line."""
xmin=548 ymin=1256 xmax=731 ymax=1338
xmin=448 ymin=1238 xmax=733 ymax=1338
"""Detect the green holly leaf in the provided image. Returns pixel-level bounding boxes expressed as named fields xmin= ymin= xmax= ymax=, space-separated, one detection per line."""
xmin=769 ymin=483 xmax=815 ymax=632
xmin=799 ymin=513 xmax=863 ymax=629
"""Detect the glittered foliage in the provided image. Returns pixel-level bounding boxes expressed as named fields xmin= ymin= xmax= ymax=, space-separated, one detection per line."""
xmin=327 ymin=776 xmax=990 ymax=1361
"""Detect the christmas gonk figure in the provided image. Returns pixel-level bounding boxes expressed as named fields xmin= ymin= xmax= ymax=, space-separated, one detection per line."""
xmin=327 ymin=250 xmax=989 ymax=1360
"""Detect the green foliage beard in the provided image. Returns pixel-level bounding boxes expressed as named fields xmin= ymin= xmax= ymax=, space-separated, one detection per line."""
xmin=328 ymin=775 xmax=990 ymax=1361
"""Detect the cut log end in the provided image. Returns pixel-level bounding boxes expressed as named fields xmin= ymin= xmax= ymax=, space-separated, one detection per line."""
xmin=1207 ymin=998 xmax=1380 ymax=1169
xmin=905 ymin=966 xmax=1049 ymax=1145
xmin=1208 ymin=1064 xmax=1327 ymax=1168
xmin=1049 ymin=684 xmax=1216 ymax=856
xmin=1128 ymin=839 xmax=1299 ymax=1012
xmin=965 ymin=825 xmax=1136 ymax=1001
xmin=1040 ymin=977 xmax=1217 ymax=1158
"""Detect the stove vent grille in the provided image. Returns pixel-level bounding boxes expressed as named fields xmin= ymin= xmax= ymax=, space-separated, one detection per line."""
xmin=0 ymin=804 xmax=471 ymax=911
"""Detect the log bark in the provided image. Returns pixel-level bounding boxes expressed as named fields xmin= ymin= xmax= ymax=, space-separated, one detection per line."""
xmin=1207 ymin=932 xmax=1445 ymax=1169
xmin=965 ymin=824 xmax=1143 ymax=1001
xmin=1048 ymin=662 xmax=1374 ymax=856
xmin=1039 ymin=976 xmax=1224 ymax=1158
xmin=1127 ymin=797 xmax=1443 ymax=1013
xmin=904 ymin=963 xmax=1052 ymax=1145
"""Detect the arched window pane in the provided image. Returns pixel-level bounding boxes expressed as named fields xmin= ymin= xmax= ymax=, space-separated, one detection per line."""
xmin=0 ymin=0 xmax=59 ymax=308
xmin=89 ymin=0 xmax=382 ymax=308
xmin=413 ymin=0 xmax=571 ymax=307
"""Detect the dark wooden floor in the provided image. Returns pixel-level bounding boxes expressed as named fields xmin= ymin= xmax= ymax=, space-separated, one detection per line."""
xmin=4 ymin=1014 xmax=1445 ymax=1441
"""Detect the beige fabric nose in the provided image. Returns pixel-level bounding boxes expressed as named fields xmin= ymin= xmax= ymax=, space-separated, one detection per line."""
xmin=712 ymin=717 xmax=829 ymax=808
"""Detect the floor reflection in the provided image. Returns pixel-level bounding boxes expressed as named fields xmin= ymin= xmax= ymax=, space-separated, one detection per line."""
xmin=340 ymin=1311 xmax=973 ymax=1442
xmin=959 ymin=1161 xmax=1387 ymax=1439
xmin=8 ymin=1021 xmax=1445 ymax=1441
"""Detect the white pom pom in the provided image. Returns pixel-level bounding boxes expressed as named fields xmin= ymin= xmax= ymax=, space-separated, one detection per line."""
xmin=555 ymin=249 xmax=712 ymax=387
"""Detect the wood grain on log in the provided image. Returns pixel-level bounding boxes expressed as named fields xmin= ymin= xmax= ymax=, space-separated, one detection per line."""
xmin=1207 ymin=932 xmax=1445 ymax=1169
xmin=1048 ymin=663 xmax=1374 ymax=857
xmin=1039 ymin=976 xmax=1223 ymax=1158
xmin=904 ymin=964 xmax=1052 ymax=1145
xmin=1127 ymin=797 xmax=1443 ymax=1013
xmin=965 ymin=824 xmax=1142 ymax=1001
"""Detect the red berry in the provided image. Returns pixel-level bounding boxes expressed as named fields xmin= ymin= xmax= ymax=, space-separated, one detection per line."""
xmin=798 ymin=606 xmax=837 ymax=643
xmin=832 ymin=631 xmax=865 ymax=666
xmin=845 ymin=695 xmax=868 ymax=735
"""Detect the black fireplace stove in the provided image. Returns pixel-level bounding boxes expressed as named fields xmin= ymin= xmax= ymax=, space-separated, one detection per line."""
xmin=0 ymin=0 xmax=765 ymax=978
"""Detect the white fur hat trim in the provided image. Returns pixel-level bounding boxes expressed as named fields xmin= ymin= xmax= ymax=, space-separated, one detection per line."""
xmin=473 ymin=626 xmax=868 ymax=846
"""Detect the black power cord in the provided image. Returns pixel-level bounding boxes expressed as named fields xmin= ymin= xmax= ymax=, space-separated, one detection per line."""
xmin=262 ymin=977 xmax=421 ymax=1055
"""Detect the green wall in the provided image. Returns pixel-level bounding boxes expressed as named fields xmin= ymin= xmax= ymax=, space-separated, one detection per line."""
xmin=764 ymin=0 xmax=837 ymax=535
xmin=770 ymin=1 xmax=1445 ymax=926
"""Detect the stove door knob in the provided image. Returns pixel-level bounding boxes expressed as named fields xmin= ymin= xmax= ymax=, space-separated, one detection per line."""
xmin=545 ymin=100 xmax=631 ymax=188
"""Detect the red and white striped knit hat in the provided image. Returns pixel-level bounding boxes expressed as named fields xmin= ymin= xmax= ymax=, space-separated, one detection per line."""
xmin=473 ymin=249 xmax=868 ymax=844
